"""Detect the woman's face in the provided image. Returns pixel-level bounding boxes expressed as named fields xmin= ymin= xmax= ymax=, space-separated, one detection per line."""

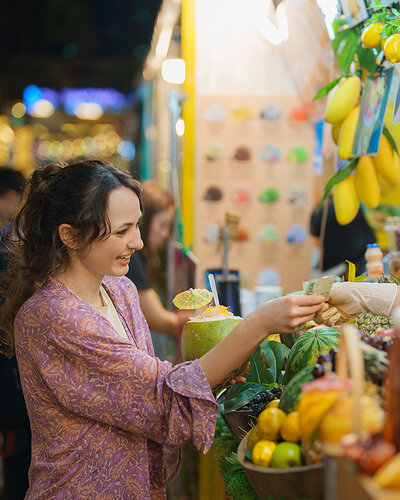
xmin=75 ymin=187 xmax=144 ymax=279
xmin=147 ymin=207 xmax=174 ymax=252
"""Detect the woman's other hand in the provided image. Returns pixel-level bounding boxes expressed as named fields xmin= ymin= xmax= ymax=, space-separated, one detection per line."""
xmin=327 ymin=282 xmax=398 ymax=321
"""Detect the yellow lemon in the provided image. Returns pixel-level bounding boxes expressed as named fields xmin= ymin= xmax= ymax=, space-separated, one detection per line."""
xmin=384 ymin=34 xmax=400 ymax=63
xmin=247 ymin=425 xmax=262 ymax=451
xmin=258 ymin=407 xmax=286 ymax=440
xmin=361 ymin=23 xmax=384 ymax=49
xmin=266 ymin=399 xmax=280 ymax=409
xmin=280 ymin=411 xmax=301 ymax=443
xmin=252 ymin=439 xmax=277 ymax=467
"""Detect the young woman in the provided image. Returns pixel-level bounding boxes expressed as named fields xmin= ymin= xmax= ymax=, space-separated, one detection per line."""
xmin=125 ymin=180 xmax=189 ymax=344
xmin=1 ymin=159 xmax=328 ymax=499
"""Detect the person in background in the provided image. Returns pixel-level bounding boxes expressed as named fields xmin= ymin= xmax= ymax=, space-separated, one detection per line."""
xmin=0 ymin=168 xmax=30 ymax=500
xmin=1 ymin=159 xmax=326 ymax=498
xmin=125 ymin=180 xmax=190 ymax=357
xmin=310 ymin=198 xmax=376 ymax=275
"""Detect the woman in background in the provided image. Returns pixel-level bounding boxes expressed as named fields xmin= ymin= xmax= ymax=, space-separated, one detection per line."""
xmin=126 ymin=180 xmax=189 ymax=359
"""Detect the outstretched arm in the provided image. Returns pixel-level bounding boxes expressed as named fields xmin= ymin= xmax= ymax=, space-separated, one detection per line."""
xmin=199 ymin=294 xmax=324 ymax=389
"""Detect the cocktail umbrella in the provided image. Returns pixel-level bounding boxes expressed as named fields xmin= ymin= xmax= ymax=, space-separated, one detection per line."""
xmin=173 ymin=288 xmax=213 ymax=314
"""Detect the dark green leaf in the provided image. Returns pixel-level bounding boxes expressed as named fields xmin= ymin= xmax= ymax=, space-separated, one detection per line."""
xmin=245 ymin=450 xmax=252 ymax=462
xmin=261 ymin=340 xmax=289 ymax=384
xmin=246 ymin=347 xmax=270 ymax=384
xmin=357 ymin=45 xmax=379 ymax=72
xmin=280 ymin=332 xmax=298 ymax=349
xmin=383 ymin=126 xmax=399 ymax=154
xmin=313 ymin=76 xmax=344 ymax=101
xmin=222 ymin=382 xmax=267 ymax=414
xmin=392 ymin=8 xmax=400 ymax=16
xmin=318 ymin=158 xmax=358 ymax=208
xmin=259 ymin=343 xmax=277 ymax=384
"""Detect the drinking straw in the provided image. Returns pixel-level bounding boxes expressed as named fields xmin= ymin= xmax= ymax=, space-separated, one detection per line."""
xmin=208 ymin=273 xmax=220 ymax=306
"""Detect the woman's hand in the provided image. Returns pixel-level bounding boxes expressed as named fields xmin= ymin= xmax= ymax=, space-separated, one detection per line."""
xmin=227 ymin=362 xmax=250 ymax=386
xmin=250 ymin=294 xmax=325 ymax=335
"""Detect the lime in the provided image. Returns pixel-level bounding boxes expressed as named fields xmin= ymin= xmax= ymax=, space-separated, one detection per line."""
xmin=270 ymin=442 xmax=302 ymax=468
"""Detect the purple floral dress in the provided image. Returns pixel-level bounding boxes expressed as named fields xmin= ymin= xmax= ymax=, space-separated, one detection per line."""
xmin=14 ymin=276 xmax=218 ymax=499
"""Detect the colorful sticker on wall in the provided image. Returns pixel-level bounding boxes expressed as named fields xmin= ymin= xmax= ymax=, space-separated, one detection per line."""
xmin=288 ymin=185 xmax=307 ymax=205
xmin=231 ymin=106 xmax=253 ymax=121
xmin=287 ymin=146 xmax=308 ymax=163
xmin=203 ymin=186 xmax=223 ymax=201
xmin=204 ymin=224 xmax=220 ymax=244
xmin=260 ymin=104 xmax=282 ymax=121
xmin=205 ymin=141 xmax=225 ymax=161
xmin=257 ymin=224 xmax=278 ymax=243
xmin=232 ymin=185 xmax=252 ymax=204
xmin=259 ymin=186 xmax=280 ymax=203
xmin=259 ymin=144 xmax=281 ymax=162
xmin=290 ymin=104 xmax=311 ymax=122
xmin=257 ymin=268 xmax=281 ymax=286
xmin=233 ymin=146 xmax=251 ymax=161
xmin=202 ymin=103 xmax=227 ymax=122
xmin=236 ymin=227 xmax=250 ymax=242
xmin=286 ymin=224 xmax=307 ymax=243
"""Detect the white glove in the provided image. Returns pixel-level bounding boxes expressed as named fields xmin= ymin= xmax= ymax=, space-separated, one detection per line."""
xmin=327 ymin=282 xmax=398 ymax=320
xmin=314 ymin=303 xmax=342 ymax=326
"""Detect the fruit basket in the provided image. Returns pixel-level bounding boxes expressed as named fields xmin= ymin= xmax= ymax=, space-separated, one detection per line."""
xmin=217 ymin=387 xmax=282 ymax=442
xmin=322 ymin=325 xmax=400 ymax=499
xmin=237 ymin=430 xmax=324 ymax=500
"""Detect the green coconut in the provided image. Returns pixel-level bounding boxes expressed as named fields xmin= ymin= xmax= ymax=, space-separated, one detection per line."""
xmin=181 ymin=316 xmax=242 ymax=361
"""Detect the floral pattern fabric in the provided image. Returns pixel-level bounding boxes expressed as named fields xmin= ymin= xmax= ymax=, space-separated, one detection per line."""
xmin=15 ymin=276 xmax=218 ymax=499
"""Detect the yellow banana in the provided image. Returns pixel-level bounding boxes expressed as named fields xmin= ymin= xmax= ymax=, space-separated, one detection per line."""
xmin=325 ymin=76 xmax=361 ymax=124
xmin=331 ymin=121 xmax=342 ymax=144
xmin=333 ymin=174 xmax=359 ymax=225
xmin=337 ymin=106 xmax=360 ymax=159
xmin=354 ymin=156 xmax=380 ymax=208
xmin=374 ymin=135 xmax=400 ymax=186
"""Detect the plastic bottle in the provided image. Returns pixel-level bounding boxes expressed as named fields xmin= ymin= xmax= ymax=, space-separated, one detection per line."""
xmin=365 ymin=243 xmax=384 ymax=279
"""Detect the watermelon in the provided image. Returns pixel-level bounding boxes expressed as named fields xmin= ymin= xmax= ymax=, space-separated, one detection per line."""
xmin=279 ymin=364 xmax=315 ymax=413
xmin=284 ymin=326 xmax=341 ymax=382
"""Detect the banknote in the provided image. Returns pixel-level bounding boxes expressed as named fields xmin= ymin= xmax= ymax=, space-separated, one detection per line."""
xmin=305 ymin=275 xmax=336 ymax=300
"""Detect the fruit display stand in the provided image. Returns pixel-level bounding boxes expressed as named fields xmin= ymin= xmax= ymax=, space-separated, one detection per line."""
xmin=330 ymin=457 xmax=400 ymax=500
xmin=323 ymin=325 xmax=400 ymax=500
xmin=237 ymin=430 xmax=323 ymax=500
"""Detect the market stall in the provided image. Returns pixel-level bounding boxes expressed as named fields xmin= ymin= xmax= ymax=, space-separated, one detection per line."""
xmin=139 ymin=0 xmax=400 ymax=497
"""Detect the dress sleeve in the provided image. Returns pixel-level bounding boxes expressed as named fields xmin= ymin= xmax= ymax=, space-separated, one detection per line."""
xmin=26 ymin=312 xmax=218 ymax=454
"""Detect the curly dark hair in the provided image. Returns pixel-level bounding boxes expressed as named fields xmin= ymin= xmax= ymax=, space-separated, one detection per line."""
xmin=0 ymin=158 xmax=143 ymax=355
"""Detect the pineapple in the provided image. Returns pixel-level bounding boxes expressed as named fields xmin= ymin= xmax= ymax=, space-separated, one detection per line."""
xmin=355 ymin=313 xmax=391 ymax=337
xmin=361 ymin=343 xmax=389 ymax=385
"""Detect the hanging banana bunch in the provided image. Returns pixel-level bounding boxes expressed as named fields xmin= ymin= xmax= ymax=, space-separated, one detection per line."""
xmin=314 ymin=6 xmax=400 ymax=225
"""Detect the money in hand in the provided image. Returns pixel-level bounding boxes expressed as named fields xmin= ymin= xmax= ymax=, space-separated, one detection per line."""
xmin=305 ymin=275 xmax=336 ymax=300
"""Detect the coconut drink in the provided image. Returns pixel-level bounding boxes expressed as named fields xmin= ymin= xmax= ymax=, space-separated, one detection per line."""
xmin=181 ymin=305 xmax=242 ymax=361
